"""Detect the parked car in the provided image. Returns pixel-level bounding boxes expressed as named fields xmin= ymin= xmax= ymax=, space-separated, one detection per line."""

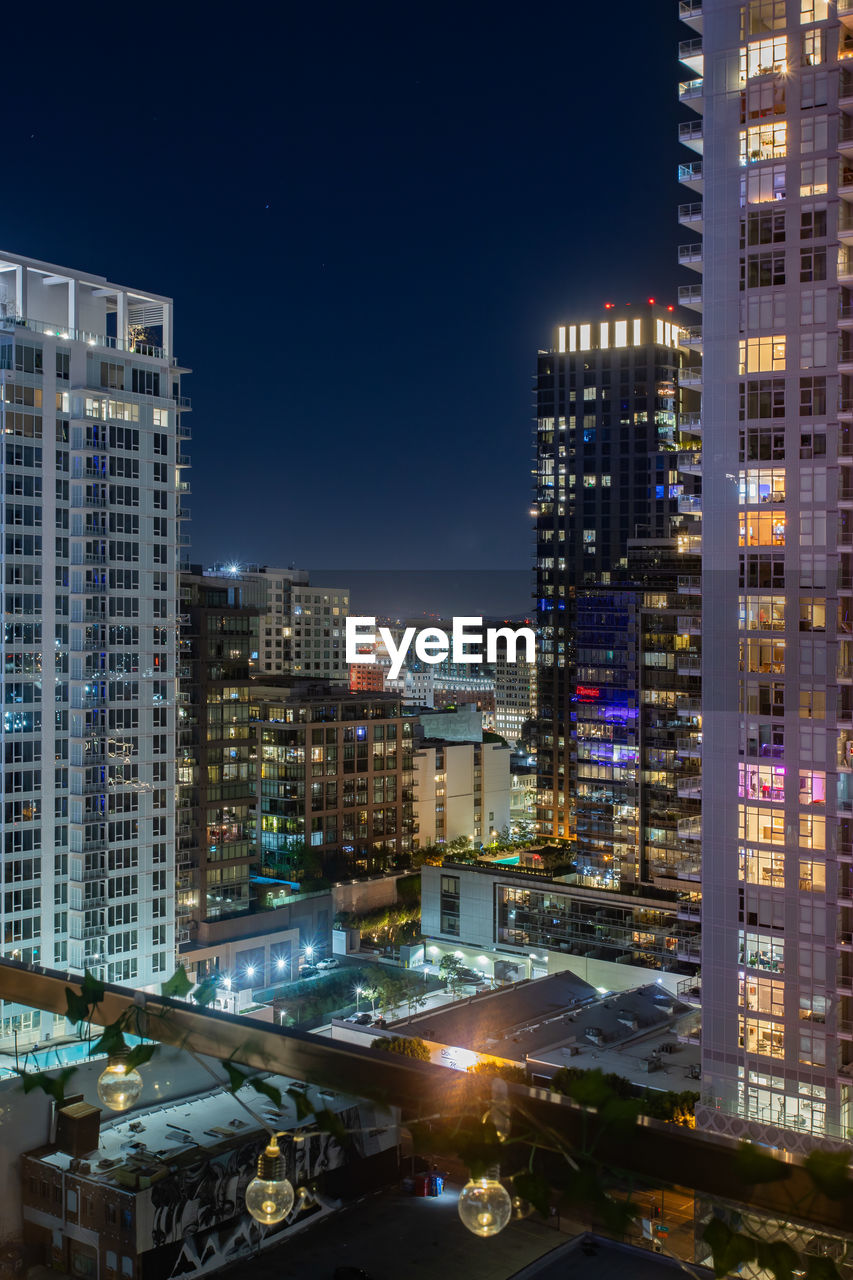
xmin=317 ymin=957 xmax=340 ymax=970
xmin=346 ymin=1012 xmax=372 ymax=1025
xmin=300 ymin=965 xmax=319 ymax=978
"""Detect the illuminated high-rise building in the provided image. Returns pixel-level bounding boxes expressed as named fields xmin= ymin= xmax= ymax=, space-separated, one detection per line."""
xmin=534 ymin=306 xmax=697 ymax=842
xmin=532 ymin=309 xmax=704 ymax=981
xmin=0 ymin=251 xmax=186 ymax=1045
xmin=682 ymin=0 xmax=853 ymax=1144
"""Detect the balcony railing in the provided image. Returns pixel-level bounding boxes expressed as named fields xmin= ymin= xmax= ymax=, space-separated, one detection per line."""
xmin=0 ymin=313 xmax=165 ymax=359
xmin=678 ymin=202 xmax=703 ymax=222
xmin=678 ymin=120 xmax=703 ymax=145
xmin=678 ymin=78 xmax=703 ymax=102
xmin=678 ymin=284 xmax=703 ymax=305
xmin=678 ymin=161 xmax=703 ymax=183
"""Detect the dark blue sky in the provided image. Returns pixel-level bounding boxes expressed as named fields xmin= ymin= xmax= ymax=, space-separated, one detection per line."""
xmin=6 ymin=2 xmax=682 ymax=587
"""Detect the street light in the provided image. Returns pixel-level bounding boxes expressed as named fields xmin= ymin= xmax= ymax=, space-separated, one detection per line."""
xmin=355 ymin=986 xmax=364 ymax=1013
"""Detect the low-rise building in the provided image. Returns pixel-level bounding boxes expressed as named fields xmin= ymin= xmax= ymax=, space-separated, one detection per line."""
xmin=421 ymin=859 xmax=700 ymax=994
xmin=21 ymin=1071 xmax=398 ymax=1280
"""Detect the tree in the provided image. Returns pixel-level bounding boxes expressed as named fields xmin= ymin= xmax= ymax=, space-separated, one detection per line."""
xmin=438 ymin=954 xmax=465 ymax=996
xmin=371 ymin=1035 xmax=431 ymax=1060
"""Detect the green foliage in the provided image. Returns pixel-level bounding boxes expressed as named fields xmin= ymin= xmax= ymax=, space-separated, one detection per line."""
xmin=160 ymin=966 xmax=194 ymax=1000
xmin=512 ymin=1170 xmax=551 ymax=1218
xmin=19 ymin=1066 xmax=78 ymax=1107
xmin=370 ymin=1035 xmax=431 ymax=1060
xmin=314 ymin=1107 xmax=351 ymax=1148
xmin=806 ymin=1256 xmax=842 ymax=1280
xmin=92 ymin=1023 xmax=128 ymax=1059
xmin=755 ymin=1240 xmax=801 ymax=1280
xmin=222 ymin=1061 xmax=249 ymax=1093
xmin=124 ymin=1043 xmax=159 ymax=1072
xmin=287 ymin=1085 xmax=315 ymax=1120
xmin=337 ymin=899 xmax=421 ymax=945
xmin=191 ymin=975 xmax=219 ymax=1007
xmin=469 ymin=1060 xmax=530 ymax=1084
xmin=734 ymin=1141 xmax=792 ymax=1186
xmin=703 ymin=1217 xmax=757 ymax=1278
xmin=804 ymin=1148 xmax=853 ymax=1200
xmin=548 ymin=1066 xmax=698 ymax=1126
xmin=249 ymin=1076 xmax=283 ymax=1108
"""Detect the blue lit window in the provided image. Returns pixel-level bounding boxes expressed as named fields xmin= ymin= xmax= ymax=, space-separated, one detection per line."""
xmin=356 ymin=726 xmax=367 ymax=740
xmin=656 ymin=485 xmax=665 ymax=499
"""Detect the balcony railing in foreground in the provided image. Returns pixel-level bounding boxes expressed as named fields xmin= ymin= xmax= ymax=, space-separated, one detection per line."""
xmin=1 ymin=958 xmax=852 ymax=1271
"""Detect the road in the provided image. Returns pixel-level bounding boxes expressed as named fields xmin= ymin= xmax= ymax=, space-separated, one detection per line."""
xmin=222 ymin=1184 xmax=564 ymax=1280
xmin=310 ymin=981 xmax=486 ymax=1038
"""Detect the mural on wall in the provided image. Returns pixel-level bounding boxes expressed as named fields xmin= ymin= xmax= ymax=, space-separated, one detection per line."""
xmin=144 ymin=1104 xmax=386 ymax=1280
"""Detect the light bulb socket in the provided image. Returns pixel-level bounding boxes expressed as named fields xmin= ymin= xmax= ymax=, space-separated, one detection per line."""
xmin=257 ymin=1141 xmax=286 ymax=1182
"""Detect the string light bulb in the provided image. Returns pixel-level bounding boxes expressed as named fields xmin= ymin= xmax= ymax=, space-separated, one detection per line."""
xmin=245 ymin=1139 xmax=295 ymax=1225
xmin=457 ymin=1176 xmax=512 ymax=1237
xmin=96 ymin=1055 xmax=143 ymax=1112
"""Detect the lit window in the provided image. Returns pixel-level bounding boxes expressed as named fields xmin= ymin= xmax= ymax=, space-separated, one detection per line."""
xmin=739 ymin=35 xmax=787 ymax=83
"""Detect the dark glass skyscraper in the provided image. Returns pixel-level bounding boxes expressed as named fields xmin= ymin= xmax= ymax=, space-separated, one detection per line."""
xmin=534 ymin=305 xmax=697 ymax=842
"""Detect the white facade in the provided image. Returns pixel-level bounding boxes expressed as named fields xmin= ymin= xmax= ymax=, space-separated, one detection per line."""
xmin=686 ymin=1 xmax=853 ymax=1145
xmin=413 ymin=739 xmax=510 ymax=846
xmin=234 ymin=566 xmax=349 ymax=681
xmin=0 ymin=251 xmax=183 ymax=1043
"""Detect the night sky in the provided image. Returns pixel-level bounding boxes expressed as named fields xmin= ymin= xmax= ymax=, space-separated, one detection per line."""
xmin=5 ymin=3 xmax=683 ymax=610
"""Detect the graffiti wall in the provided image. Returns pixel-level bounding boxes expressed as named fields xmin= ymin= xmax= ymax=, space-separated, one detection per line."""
xmin=136 ymin=1104 xmax=396 ymax=1280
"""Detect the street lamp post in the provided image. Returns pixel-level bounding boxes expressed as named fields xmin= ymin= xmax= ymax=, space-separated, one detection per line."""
xmin=355 ymin=987 xmax=364 ymax=1013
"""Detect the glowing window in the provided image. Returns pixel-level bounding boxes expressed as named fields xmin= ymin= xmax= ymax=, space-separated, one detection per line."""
xmin=740 ymin=122 xmax=787 ymax=165
xmin=740 ymin=1016 xmax=784 ymax=1059
xmin=739 ymin=337 xmax=786 ymax=373
xmin=579 ymin=324 xmax=591 ymax=351
xmin=739 ymin=511 xmax=786 ymax=546
xmin=632 ymin=319 xmax=642 ymax=345
xmin=614 ymin=320 xmax=627 ymax=347
xmin=740 ymin=976 xmax=785 ymax=1017
xmin=739 ymin=36 xmax=787 ymax=83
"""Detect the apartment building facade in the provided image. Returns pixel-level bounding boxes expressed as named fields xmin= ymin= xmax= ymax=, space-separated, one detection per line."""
xmin=0 ymin=251 xmax=183 ymax=1044
xmin=254 ymin=683 xmax=415 ymax=879
xmin=225 ymin=566 xmax=349 ymax=681
xmin=412 ymin=738 xmax=511 ymax=847
xmin=493 ymin=647 xmax=536 ymax=746
xmin=683 ymin=0 xmax=853 ymax=1143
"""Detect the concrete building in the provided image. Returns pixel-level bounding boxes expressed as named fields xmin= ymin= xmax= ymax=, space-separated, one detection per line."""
xmin=412 ymin=738 xmax=510 ymax=847
xmin=420 ymin=860 xmax=701 ymax=994
xmin=20 ymin=1066 xmax=398 ymax=1280
xmin=212 ymin=566 xmax=349 ymax=682
xmin=0 ymin=250 xmax=185 ymax=1045
xmin=254 ymin=682 xmax=415 ymax=879
xmin=686 ymin=0 xmax=853 ymax=1146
